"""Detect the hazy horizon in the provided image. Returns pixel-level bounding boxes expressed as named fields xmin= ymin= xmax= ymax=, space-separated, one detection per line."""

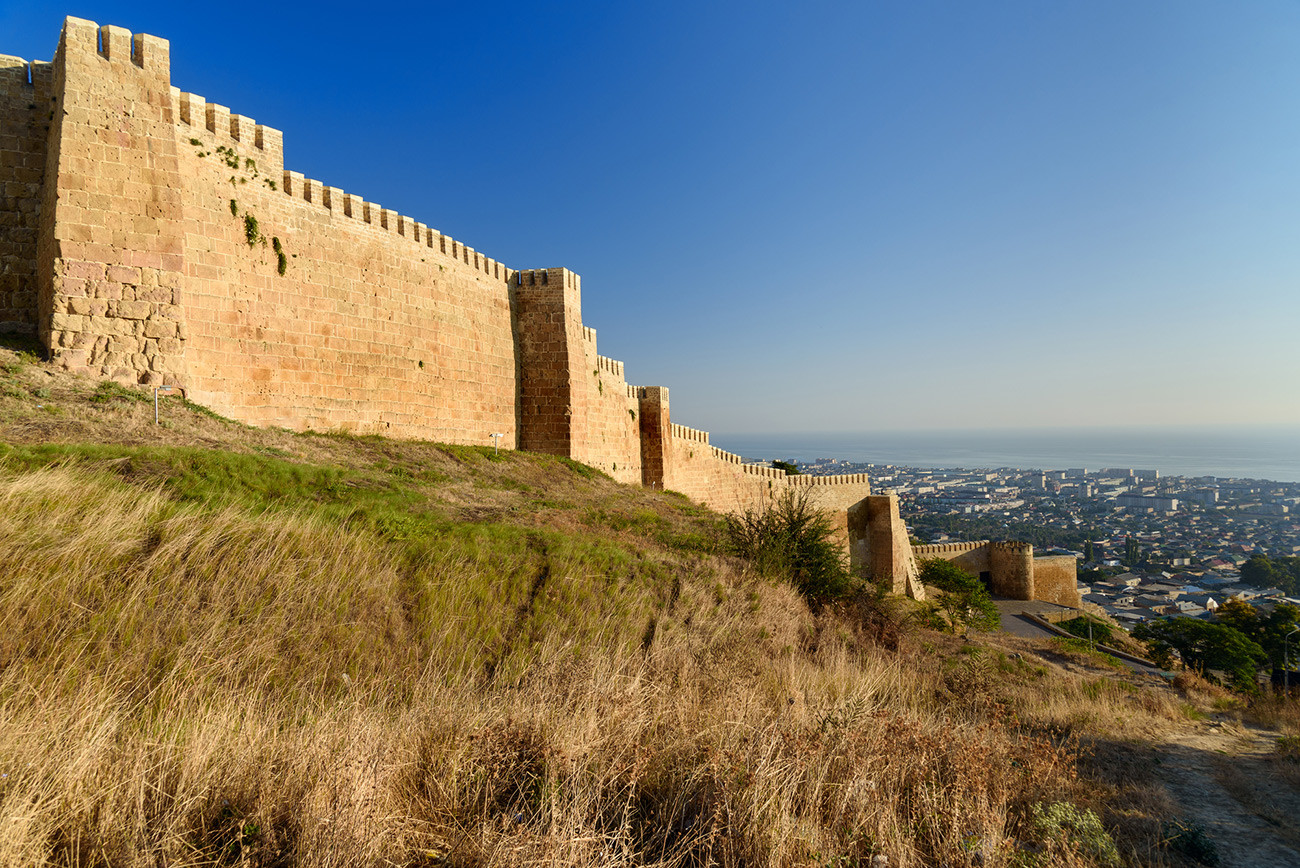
xmin=712 ymin=423 xmax=1300 ymax=483
xmin=6 ymin=1 xmax=1299 ymax=435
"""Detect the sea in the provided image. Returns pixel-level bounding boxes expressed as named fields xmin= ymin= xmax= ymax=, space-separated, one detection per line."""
xmin=712 ymin=425 xmax=1300 ymax=484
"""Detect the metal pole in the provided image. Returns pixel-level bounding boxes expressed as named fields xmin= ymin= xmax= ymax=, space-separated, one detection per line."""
xmin=1287 ymin=627 xmax=1300 ymax=695
xmin=153 ymin=386 xmax=172 ymax=425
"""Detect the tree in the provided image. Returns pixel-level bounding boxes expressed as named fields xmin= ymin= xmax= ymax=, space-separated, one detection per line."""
xmin=1123 ymin=535 xmax=1140 ymax=567
xmin=1241 ymin=554 xmax=1278 ymax=588
xmin=1241 ymin=554 xmax=1300 ymax=596
xmin=917 ymin=558 xmax=1000 ymax=632
xmin=770 ymin=460 xmax=799 ymax=475
xmin=1133 ymin=618 xmax=1268 ymax=692
xmin=1214 ymin=597 xmax=1258 ymax=634
xmin=1083 ymin=538 xmax=1094 ymax=563
xmin=1217 ymin=599 xmax=1300 ymax=666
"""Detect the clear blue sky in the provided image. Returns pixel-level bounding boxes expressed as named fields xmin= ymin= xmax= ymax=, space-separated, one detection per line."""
xmin=5 ymin=1 xmax=1300 ymax=436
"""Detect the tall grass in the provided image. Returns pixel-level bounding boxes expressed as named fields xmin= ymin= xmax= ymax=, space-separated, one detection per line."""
xmin=0 ymin=459 xmax=1190 ymax=866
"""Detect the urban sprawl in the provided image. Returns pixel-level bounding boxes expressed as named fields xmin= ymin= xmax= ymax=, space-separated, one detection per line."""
xmin=784 ymin=458 xmax=1300 ymax=629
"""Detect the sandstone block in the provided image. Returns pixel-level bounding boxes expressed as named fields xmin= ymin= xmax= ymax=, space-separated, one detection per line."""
xmin=117 ymin=300 xmax=151 ymax=320
xmin=143 ymin=319 xmax=177 ymax=339
xmin=105 ymin=265 xmax=141 ymax=285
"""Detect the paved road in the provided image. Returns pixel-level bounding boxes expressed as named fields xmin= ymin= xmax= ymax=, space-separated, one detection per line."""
xmin=994 ymin=600 xmax=1163 ymax=676
xmin=999 ymin=611 xmax=1058 ymax=639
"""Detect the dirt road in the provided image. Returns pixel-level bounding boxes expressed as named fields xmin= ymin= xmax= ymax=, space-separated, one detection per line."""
xmin=1154 ymin=720 xmax=1300 ymax=868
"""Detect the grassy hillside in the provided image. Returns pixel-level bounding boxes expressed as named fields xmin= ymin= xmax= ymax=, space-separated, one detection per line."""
xmin=0 ymin=339 xmax=1271 ymax=867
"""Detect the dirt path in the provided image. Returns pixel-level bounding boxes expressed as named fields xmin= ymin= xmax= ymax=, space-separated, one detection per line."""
xmin=1154 ymin=720 xmax=1300 ymax=868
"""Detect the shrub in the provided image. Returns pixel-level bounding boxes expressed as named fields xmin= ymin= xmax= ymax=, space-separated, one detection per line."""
xmin=1059 ymin=616 xmax=1113 ymax=645
xmin=917 ymin=557 xmax=1000 ymax=632
xmin=1161 ymin=819 xmax=1220 ymax=866
xmin=724 ymin=488 xmax=853 ymax=601
xmin=1030 ymin=801 xmax=1121 ymax=866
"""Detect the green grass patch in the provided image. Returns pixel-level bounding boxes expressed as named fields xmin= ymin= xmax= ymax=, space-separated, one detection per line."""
xmin=1050 ymin=636 xmax=1127 ymax=670
xmin=0 ymin=443 xmax=423 ymax=520
xmin=90 ymin=380 xmax=150 ymax=405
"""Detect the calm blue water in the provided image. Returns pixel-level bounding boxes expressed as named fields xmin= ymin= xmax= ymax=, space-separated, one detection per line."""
xmin=712 ymin=426 xmax=1300 ymax=483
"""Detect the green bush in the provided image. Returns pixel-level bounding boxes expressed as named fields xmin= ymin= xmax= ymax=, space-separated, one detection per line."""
xmin=1161 ymin=819 xmax=1220 ymax=866
xmin=724 ymin=488 xmax=852 ymax=602
xmin=1030 ymin=801 xmax=1120 ymax=866
xmin=917 ymin=558 xmax=1000 ymax=632
xmin=1059 ymin=616 xmax=1114 ymax=645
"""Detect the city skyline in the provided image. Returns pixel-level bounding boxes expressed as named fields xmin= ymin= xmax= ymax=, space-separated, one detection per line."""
xmin=5 ymin=1 xmax=1299 ymax=433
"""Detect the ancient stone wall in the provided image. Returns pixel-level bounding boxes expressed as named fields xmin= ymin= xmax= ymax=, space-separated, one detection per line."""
xmin=989 ymin=541 xmax=1035 ymax=600
xmin=7 ymin=16 xmax=875 ymax=531
xmin=175 ymin=86 xmax=521 ymax=440
xmin=658 ymin=415 xmax=871 ymax=523
xmin=0 ymin=54 xmax=51 ymax=333
xmin=1031 ymin=555 xmax=1083 ymax=607
xmin=665 ymin=424 xmax=775 ymax=512
xmin=912 ymin=541 xmax=992 ymax=578
xmin=868 ymin=516 xmax=1081 ymax=607
xmin=574 ymin=327 xmax=642 ymax=484
xmin=37 ymin=20 xmax=186 ymax=382
xmin=848 ymin=495 xmax=924 ymax=598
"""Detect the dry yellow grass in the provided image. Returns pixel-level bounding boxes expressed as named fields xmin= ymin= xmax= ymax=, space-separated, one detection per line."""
xmin=0 ymin=343 xmax=1239 ymax=866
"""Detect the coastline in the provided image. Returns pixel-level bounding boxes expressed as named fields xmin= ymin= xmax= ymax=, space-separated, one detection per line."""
xmin=712 ymin=425 xmax=1300 ymax=483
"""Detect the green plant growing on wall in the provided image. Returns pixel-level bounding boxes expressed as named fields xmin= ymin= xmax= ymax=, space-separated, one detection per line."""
xmin=272 ymin=237 xmax=287 ymax=276
xmin=229 ymin=199 xmax=238 ymax=217
xmin=215 ymin=144 xmax=240 ymax=170
xmin=244 ymin=214 xmax=260 ymax=247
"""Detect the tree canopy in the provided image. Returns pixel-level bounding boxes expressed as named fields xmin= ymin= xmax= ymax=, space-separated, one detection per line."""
xmin=1133 ymin=618 xmax=1268 ymax=691
xmin=1240 ymin=554 xmax=1300 ymax=596
xmin=917 ymin=558 xmax=1000 ymax=632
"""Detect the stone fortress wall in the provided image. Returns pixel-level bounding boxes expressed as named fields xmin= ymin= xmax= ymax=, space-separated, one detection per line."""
xmin=847 ymin=498 xmax=1081 ymax=607
xmin=0 ymin=54 xmax=51 ymax=334
xmin=1 ymin=17 xmax=871 ymax=515
xmin=2 ymin=18 xmax=1080 ymax=609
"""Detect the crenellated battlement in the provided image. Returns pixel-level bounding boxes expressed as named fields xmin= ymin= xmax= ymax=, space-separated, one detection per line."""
xmin=989 ymin=540 xmax=1033 ymax=554
xmin=0 ymin=55 xmax=54 ymax=98
xmin=787 ymin=473 xmax=871 ymax=487
xmin=516 ymin=268 xmax=580 ymax=291
xmin=595 ymin=354 xmax=624 ymax=379
xmin=741 ymin=462 xmax=788 ymax=480
xmin=171 ymin=79 xmax=511 ymax=283
xmin=54 ymin=19 xmax=171 ymax=74
xmin=8 ymin=16 xmax=877 ymax=536
xmin=671 ymin=423 xmax=711 ymax=444
xmin=912 ymin=541 xmax=989 ymax=557
xmin=172 ymin=88 xmax=284 ymax=166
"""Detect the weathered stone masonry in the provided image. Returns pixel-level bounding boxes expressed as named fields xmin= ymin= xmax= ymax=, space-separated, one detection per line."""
xmin=3 ymin=17 xmax=1082 ymax=607
xmin=1 ymin=16 xmax=871 ymax=518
